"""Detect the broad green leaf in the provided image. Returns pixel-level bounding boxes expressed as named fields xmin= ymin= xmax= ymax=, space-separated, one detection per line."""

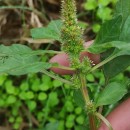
xmin=88 ymin=41 xmax=130 ymax=54
xmin=88 ymin=0 xmax=130 ymax=78
xmin=0 ymin=44 xmax=51 ymax=75
xmin=88 ymin=17 xmax=130 ymax=78
xmin=120 ymin=15 xmax=130 ymax=42
xmin=31 ymin=20 xmax=87 ymax=43
xmin=88 ymin=41 xmax=130 ymax=77
xmin=96 ymin=82 xmax=127 ymax=106
xmin=103 ymin=55 xmax=130 ymax=78
xmin=114 ymin=0 xmax=130 ymax=41
xmin=2 ymin=61 xmax=51 ymax=75
xmin=0 ymin=44 xmax=60 ymax=57
xmin=102 ymin=0 xmax=130 ymax=78
xmin=114 ymin=0 xmax=130 ymax=23
xmin=31 ymin=20 xmax=62 ymax=42
xmin=92 ymin=15 xmax=122 ymax=45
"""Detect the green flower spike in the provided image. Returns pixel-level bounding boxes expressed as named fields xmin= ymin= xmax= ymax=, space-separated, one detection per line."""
xmin=61 ymin=0 xmax=84 ymax=68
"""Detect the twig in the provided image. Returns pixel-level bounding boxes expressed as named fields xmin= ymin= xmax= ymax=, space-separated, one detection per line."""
xmin=95 ymin=112 xmax=113 ymax=130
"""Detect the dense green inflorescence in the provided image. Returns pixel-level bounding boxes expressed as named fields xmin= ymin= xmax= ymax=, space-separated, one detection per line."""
xmin=61 ymin=0 xmax=84 ymax=68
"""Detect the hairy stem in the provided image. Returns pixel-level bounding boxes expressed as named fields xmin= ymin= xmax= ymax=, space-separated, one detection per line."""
xmin=79 ymin=73 xmax=97 ymax=130
xmin=61 ymin=1 xmax=98 ymax=129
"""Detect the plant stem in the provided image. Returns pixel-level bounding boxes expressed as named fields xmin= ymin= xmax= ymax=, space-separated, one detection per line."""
xmin=95 ymin=112 xmax=113 ymax=130
xmin=79 ymin=73 xmax=97 ymax=130
xmin=89 ymin=114 xmax=97 ymax=130
xmin=89 ymin=55 xmax=116 ymax=72
xmin=41 ymin=69 xmax=72 ymax=85
xmin=79 ymin=74 xmax=90 ymax=103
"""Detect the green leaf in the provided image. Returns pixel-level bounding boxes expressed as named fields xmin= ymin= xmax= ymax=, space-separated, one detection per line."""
xmin=20 ymin=82 xmax=29 ymax=91
xmin=73 ymin=89 xmax=85 ymax=108
xmin=88 ymin=41 xmax=130 ymax=54
xmin=26 ymin=91 xmax=35 ymax=99
xmin=120 ymin=15 xmax=130 ymax=42
xmin=48 ymin=92 xmax=59 ymax=107
xmin=31 ymin=20 xmax=62 ymax=42
xmin=0 ymin=75 xmax=7 ymax=85
xmin=76 ymin=115 xmax=85 ymax=125
xmin=92 ymin=24 xmax=101 ymax=33
xmin=83 ymin=0 xmax=97 ymax=10
xmin=65 ymin=101 xmax=74 ymax=112
xmin=103 ymin=55 xmax=130 ymax=78
xmin=53 ymin=80 xmax=63 ymax=88
xmin=86 ymin=73 xmax=95 ymax=82
xmin=102 ymin=0 xmax=130 ymax=78
xmin=0 ymin=44 xmax=52 ymax=75
xmin=88 ymin=0 xmax=130 ymax=78
xmin=44 ymin=122 xmax=59 ymax=130
xmin=96 ymin=82 xmax=127 ymax=106
xmin=75 ymin=107 xmax=82 ymax=115
xmin=97 ymin=7 xmax=112 ymax=21
xmin=66 ymin=114 xmax=75 ymax=128
xmin=38 ymin=92 xmax=47 ymax=101
xmin=88 ymin=40 xmax=130 ymax=77
xmin=92 ymin=15 xmax=122 ymax=46
xmin=114 ymin=0 xmax=130 ymax=23
xmin=6 ymin=95 xmax=17 ymax=104
xmin=19 ymin=92 xmax=27 ymax=100
xmin=31 ymin=79 xmax=40 ymax=92
xmin=27 ymin=101 xmax=37 ymax=111
xmin=88 ymin=17 xmax=130 ymax=78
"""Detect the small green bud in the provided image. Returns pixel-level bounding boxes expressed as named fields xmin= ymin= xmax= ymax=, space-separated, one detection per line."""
xmin=71 ymin=74 xmax=80 ymax=89
xmin=80 ymin=57 xmax=92 ymax=73
xmin=86 ymin=101 xmax=96 ymax=114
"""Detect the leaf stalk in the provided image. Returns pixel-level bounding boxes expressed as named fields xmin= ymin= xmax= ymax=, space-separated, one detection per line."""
xmin=95 ymin=112 xmax=113 ymax=130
